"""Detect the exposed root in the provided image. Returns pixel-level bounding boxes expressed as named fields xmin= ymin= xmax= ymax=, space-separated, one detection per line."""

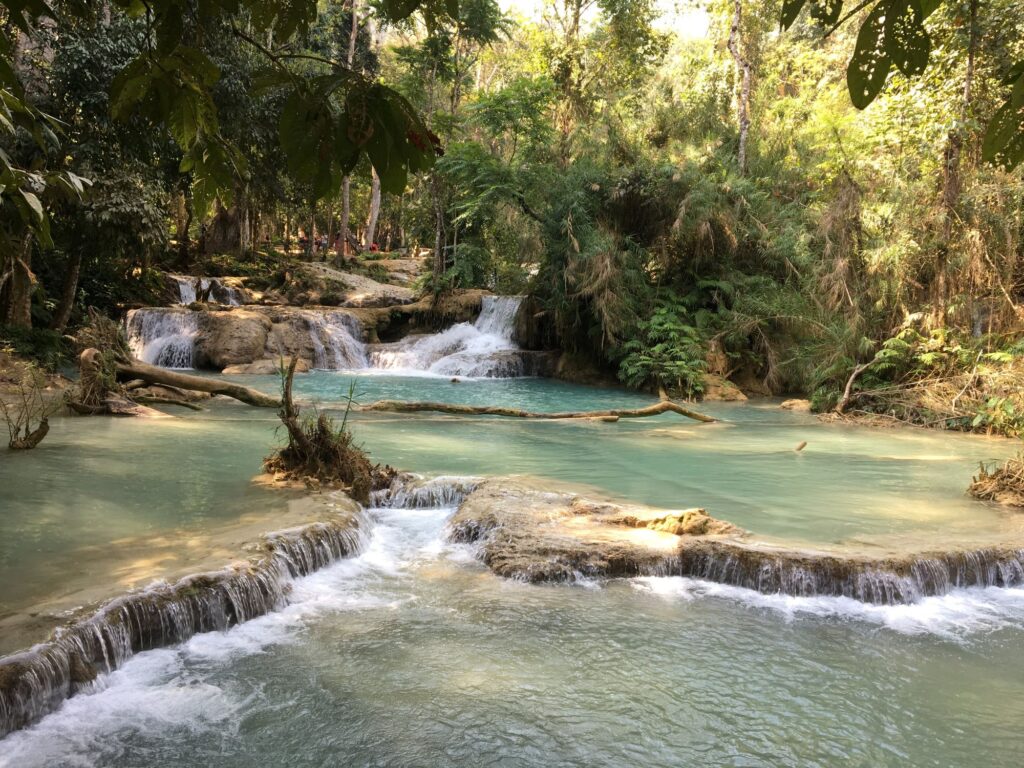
xmin=263 ymin=358 xmax=392 ymax=503
xmin=969 ymin=455 xmax=1024 ymax=507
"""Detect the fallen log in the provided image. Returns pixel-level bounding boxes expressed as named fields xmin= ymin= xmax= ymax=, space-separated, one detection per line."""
xmin=115 ymin=360 xmax=280 ymax=408
xmin=358 ymin=399 xmax=715 ymax=423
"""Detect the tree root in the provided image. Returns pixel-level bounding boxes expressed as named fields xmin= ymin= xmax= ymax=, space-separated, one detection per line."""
xmin=357 ymin=399 xmax=716 ymax=423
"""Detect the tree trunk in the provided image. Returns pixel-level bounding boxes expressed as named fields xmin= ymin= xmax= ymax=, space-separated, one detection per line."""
xmin=431 ymin=172 xmax=446 ymax=282
xmin=115 ymin=358 xmax=280 ymax=408
xmin=3 ymin=236 xmax=35 ymax=328
xmin=935 ymin=0 xmax=977 ymax=321
xmin=364 ymin=169 xmax=382 ymax=250
xmin=360 ymin=398 xmax=716 ymax=423
xmin=49 ymin=250 xmax=81 ymax=332
xmin=727 ymin=0 xmax=751 ymax=176
xmin=204 ymin=201 xmax=243 ymax=254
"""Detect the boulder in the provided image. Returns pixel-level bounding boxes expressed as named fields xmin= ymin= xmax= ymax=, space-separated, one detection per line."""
xmin=195 ymin=310 xmax=271 ymax=369
xmin=701 ymin=374 xmax=748 ymax=402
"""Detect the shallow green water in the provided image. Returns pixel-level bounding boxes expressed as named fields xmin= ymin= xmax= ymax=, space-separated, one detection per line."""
xmin=2 ymin=373 xmax=1024 ymax=765
xmin=243 ymin=371 xmax=1019 ymax=545
xmin=0 ymin=373 xmax=1016 ymax=625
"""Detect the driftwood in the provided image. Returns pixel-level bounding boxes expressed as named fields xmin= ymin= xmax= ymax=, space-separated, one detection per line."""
xmin=358 ymin=399 xmax=715 ymax=423
xmin=115 ymin=359 xmax=280 ymax=408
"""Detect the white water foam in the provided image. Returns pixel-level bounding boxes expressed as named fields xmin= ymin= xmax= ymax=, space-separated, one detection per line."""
xmin=368 ymin=295 xmax=526 ymax=378
xmin=631 ymin=576 xmax=1024 ymax=641
xmin=125 ymin=309 xmax=198 ymax=369
xmin=303 ymin=311 xmax=368 ymax=370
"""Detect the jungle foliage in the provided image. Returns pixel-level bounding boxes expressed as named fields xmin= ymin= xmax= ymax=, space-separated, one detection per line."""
xmin=1 ymin=0 xmax=1023 ymax=432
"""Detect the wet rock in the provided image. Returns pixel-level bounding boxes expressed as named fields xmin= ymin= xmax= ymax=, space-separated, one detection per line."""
xmin=701 ymin=374 xmax=748 ymax=402
xmin=780 ymin=398 xmax=812 ymax=411
xmin=68 ymin=655 xmax=97 ymax=685
xmin=611 ymin=508 xmax=741 ymax=537
xmin=448 ymin=479 xmax=742 ymax=582
xmin=195 ymin=310 xmax=271 ymax=369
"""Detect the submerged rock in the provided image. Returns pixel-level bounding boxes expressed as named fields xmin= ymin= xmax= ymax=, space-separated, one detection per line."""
xmin=222 ymin=357 xmax=310 ymax=375
xmin=780 ymin=398 xmax=812 ymax=411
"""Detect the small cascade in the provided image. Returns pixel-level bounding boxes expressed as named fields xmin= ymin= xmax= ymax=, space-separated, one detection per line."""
xmin=368 ymin=295 xmax=529 ymax=378
xmin=0 ymin=512 xmax=369 ymax=738
xmin=303 ymin=311 xmax=368 ymax=370
xmin=126 ymin=309 xmax=199 ymax=369
xmin=659 ymin=541 xmax=1024 ymax=605
xmin=371 ymin=473 xmax=481 ymax=509
xmin=170 ymin=275 xmax=244 ymax=306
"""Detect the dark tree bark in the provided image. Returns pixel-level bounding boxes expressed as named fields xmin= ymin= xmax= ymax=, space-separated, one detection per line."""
xmin=49 ymin=250 xmax=81 ymax=332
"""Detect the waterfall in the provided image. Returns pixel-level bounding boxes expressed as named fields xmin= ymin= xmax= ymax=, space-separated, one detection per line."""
xmin=171 ymin=275 xmax=243 ymax=306
xmin=656 ymin=542 xmax=1024 ymax=605
xmin=368 ymin=295 xmax=527 ymax=377
xmin=371 ymin=474 xmax=481 ymax=509
xmin=126 ymin=309 xmax=199 ymax=369
xmin=473 ymin=295 xmax=521 ymax=338
xmin=0 ymin=512 xmax=369 ymax=739
xmin=303 ymin=311 xmax=368 ymax=370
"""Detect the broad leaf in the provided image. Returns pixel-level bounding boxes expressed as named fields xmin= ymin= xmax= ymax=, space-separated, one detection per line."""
xmin=847 ymin=3 xmax=891 ymax=109
xmin=885 ymin=0 xmax=929 ymax=77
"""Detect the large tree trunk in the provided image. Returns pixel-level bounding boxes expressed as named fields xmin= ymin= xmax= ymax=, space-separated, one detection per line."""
xmin=49 ymin=250 xmax=81 ymax=332
xmin=204 ymin=201 xmax=242 ymax=254
xmin=727 ymin=0 xmax=751 ymax=175
xmin=364 ymin=169 xmax=382 ymax=250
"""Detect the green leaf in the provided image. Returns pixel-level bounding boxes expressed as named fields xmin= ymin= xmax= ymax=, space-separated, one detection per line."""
xmin=885 ymin=0 xmax=929 ymax=77
xmin=847 ymin=4 xmax=891 ymax=109
xmin=19 ymin=189 xmax=43 ymax=220
xmin=982 ymin=101 xmax=1024 ymax=170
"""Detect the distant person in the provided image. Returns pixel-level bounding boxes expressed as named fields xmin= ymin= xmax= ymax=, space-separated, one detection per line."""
xmin=370 ymin=242 xmax=380 ymax=253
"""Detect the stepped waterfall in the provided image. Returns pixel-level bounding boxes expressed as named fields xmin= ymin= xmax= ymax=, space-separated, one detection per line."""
xmin=125 ymin=296 xmax=530 ymax=377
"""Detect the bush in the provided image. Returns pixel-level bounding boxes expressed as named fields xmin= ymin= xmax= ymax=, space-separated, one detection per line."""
xmin=0 ymin=325 xmax=70 ymax=371
xmin=618 ymin=298 xmax=706 ymax=398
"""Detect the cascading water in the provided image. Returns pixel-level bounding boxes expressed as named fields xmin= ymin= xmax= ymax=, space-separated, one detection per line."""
xmin=171 ymin=275 xmax=243 ymax=306
xmin=660 ymin=541 xmax=1024 ymax=605
xmin=0 ymin=512 xmax=368 ymax=738
xmin=126 ymin=309 xmax=199 ymax=369
xmin=303 ymin=311 xmax=368 ymax=370
xmin=369 ymin=296 xmax=529 ymax=378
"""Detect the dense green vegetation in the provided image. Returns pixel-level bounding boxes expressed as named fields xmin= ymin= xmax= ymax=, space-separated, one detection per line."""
xmin=1 ymin=0 xmax=1023 ymax=430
